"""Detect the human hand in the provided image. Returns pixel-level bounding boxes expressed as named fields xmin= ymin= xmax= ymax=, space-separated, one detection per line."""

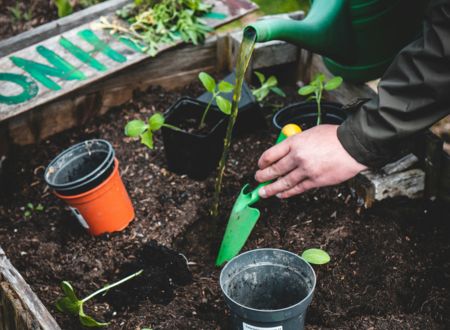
xmin=255 ymin=125 xmax=367 ymax=198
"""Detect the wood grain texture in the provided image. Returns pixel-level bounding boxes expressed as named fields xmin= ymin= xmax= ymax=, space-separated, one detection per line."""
xmin=0 ymin=247 xmax=61 ymax=330
xmin=0 ymin=0 xmax=131 ymax=57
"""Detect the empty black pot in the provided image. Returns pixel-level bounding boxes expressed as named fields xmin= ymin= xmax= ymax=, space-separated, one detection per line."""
xmin=44 ymin=139 xmax=115 ymax=196
xmin=161 ymin=97 xmax=227 ymax=180
xmin=273 ymin=101 xmax=347 ymax=130
xmin=220 ymin=248 xmax=316 ymax=330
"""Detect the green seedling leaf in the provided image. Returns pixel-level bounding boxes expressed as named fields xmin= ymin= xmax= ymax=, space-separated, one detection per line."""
xmin=314 ymin=73 xmax=326 ymax=83
xmin=35 ymin=204 xmax=44 ymax=211
xmin=198 ymin=72 xmax=216 ymax=93
xmin=265 ymin=75 xmax=278 ymax=88
xmin=55 ymin=282 xmax=81 ymax=315
xmin=148 ymin=113 xmax=165 ymax=131
xmin=54 ymin=0 xmax=73 ymax=17
xmin=324 ymin=76 xmax=343 ymax=91
xmin=125 ymin=119 xmax=147 ymax=137
xmin=79 ymin=309 xmax=108 ymax=327
xmin=270 ymin=86 xmax=286 ymax=97
xmin=140 ymin=130 xmax=154 ymax=149
xmin=254 ymin=71 xmax=266 ymax=84
xmin=24 ymin=210 xmax=31 ymax=218
xmin=216 ymin=96 xmax=232 ymax=115
xmin=27 ymin=203 xmax=34 ymax=210
xmin=218 ymin=81 xmax=234 ymax=93
xmin=301 ymin=248 xmax=331 ymax=265
xmin=298 ymin=85 xmax=316 ymax=96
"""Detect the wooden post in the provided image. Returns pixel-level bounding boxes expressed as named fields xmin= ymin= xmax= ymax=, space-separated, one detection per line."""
xmin=0 ymin=247 xmax=61 ymax=330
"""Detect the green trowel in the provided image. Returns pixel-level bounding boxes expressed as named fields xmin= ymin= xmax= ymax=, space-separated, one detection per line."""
xmin=215 ymin=124 xmax=302 ymax=266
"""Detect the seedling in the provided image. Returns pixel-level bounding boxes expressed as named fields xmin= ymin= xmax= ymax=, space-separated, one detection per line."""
xmin=298 ymin=73 xmax=343 ymax=125
xmin=7 ymin=3 xmax=33 ymax=22
xmin=301 ymin=248 xmax=331 ymax=265
xmin=56 ymin=269 xmax=143 ymax=327
xmin=125 ymin=113 xmax=181 ymax=149
xmin=198 ymin=72 xmax=234 ymax=129
xmin=251 ymin=71 xmax=286 ymax=103
xmin=54 ymin=0 xmax=73 ymax=17
xmin=23 ymin=203 xmax=44 ymax=218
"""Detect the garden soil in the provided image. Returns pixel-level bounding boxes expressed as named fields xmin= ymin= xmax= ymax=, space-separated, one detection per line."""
xmin=0 ymin=82 xmax=449 ymax=329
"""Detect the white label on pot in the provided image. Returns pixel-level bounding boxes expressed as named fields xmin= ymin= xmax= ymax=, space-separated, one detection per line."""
xmin=243 ymin=323 xmax=282 ymax=330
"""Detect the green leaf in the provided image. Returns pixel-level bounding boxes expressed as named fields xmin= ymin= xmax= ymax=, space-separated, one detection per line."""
xmin=324 ymin=76 xmax=343 ymax=91
xmin=265 ymin=75 xmax=277 ymax=88
xmin=61 ymin=281 xmax=79 ymax=302
xmin=257 ymin=88 xmax=270 ymax=102
xmin=27 ymin=203 xmax=34 ymax=210
xmin=24 ymin=210 xmax=31 ymax=218
xmin=79 ymin=308 xmax=108 ymax=328
xmin=125 ymin=120 xmax=147 ymax=137
xmin=270 ymin=86 xmax=286 ymax=97
xmin=36 ymin=204 xmax=44 ymax=211
xmin=218 ymin=81 xmax=234 ymax=93
xmin=198 ymin=72 xmax=216 ymax=93
xmin=54 ymin=0 xmax=73 ymax=17
xmin=148 ymin=113 xmax=165 ymax=131
xmin=313 ymin=73 xmax=325 ymax=83
xmin=140 ymin=130 xmax=154 ymax=149
xmin=298 ymin=85 xmax=316 ymax=96
xmin=301 ymin=248 xmax=331 ymax=265
xmin=216 ymin=96 xmax=231 ymax=115
xmin=56 ymin=297 xmax=81 ymax=315
xmin=254 ymin=71 xmax=265 ymax=85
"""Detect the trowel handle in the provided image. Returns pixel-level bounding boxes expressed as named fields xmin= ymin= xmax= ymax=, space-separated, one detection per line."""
xmin=248 ymin=124 xmax=302 ymax=205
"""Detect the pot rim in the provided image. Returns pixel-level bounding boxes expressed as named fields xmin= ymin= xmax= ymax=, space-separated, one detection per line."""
xmin=219 ymin=248 xmax=317 ymax=314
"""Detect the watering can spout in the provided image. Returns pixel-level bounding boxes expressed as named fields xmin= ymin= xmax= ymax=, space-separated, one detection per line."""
xmin=245 ymin=0 xmax=354 ymax=64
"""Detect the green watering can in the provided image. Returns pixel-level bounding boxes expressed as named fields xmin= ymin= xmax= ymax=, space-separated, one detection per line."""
xmin=246 ymin=0 xmax=429 ymax=82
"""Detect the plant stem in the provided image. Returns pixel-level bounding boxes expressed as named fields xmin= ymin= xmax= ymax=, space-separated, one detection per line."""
xmin=316 ymin=86 xmax=323 ymax=125
xmin=81 ymin=269 xmax=143 ymax=303
xmin=162 ymin=123 xmax=183 ymax=132
xmin=199 ymin=94 xmax=215 ymax=129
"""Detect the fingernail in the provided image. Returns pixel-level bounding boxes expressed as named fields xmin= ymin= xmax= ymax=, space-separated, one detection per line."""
xmin=276 ymin=193 xmax=282 ymax=198
xmin=259 ymin=188 xmax=267 ymax=198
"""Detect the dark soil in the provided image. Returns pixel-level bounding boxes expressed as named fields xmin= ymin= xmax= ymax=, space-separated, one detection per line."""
xmin=0 ymin=80 xmax=449 ymax=330
xmin=0 ymin=0 xmax=100 ymax=41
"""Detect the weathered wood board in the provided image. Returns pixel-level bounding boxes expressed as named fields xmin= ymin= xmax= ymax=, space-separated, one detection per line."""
xmin=0 ymin=0 xmax=258 ymax=122
xmin=0 ymin=247 xmax=61 ymax=329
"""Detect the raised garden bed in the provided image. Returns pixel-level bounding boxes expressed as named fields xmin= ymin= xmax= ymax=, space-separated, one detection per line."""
xmin=0 ymin=80 xmax=449 ymax=329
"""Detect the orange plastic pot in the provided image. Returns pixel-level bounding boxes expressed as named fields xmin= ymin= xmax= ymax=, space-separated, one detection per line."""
xmin=55 ymin=159 xmax=134 ymax=236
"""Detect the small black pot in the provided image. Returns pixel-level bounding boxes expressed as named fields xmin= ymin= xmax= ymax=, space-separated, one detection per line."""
xmin=273 ymin=101 xmax=347 ymax=130
xmin=162 ymin=97 xmax=227 ymax=180
xmin=197 ymin=71 xmax=266 ymax=135
xmin=44 ymin=139 xmax=115 ymax=196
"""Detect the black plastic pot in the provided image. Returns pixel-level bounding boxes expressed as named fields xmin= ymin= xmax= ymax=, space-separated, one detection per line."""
xmin=220 ymin=248 xmax=316 ymax=330
xmin=162 ymin=97 xmax=227 ymax=180
xmin=273 ymin=101 xmax=347 ymax=130
xmin=44 ymin=139 xmax=115 ymax=196
xmin=197 ymin=71 xmax=266 ymax=135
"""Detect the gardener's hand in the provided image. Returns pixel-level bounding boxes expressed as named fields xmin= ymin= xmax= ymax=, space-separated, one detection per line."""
xmin=255 ymin=125 xmax=367 ymax=198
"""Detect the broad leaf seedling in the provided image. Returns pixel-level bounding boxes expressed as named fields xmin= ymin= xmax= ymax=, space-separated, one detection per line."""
xmin=198 ymin=72 xmax=234 ymax=129
xmin=251 ymin=71 xmax=286 ymax=103
xmin=301 ymin=248 xmax=331 ymax=265
xmin=125 ymin=112 xmax=181 ymax=149
xmin=298 ymin=73 xmax=343 ymax=125
xmin=56 ymin=269 xmax=143 ymax=327
xmin=23 ymin=203 xmax=44 ymax=219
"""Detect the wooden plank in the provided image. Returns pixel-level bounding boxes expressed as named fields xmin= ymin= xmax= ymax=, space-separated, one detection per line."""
xmin=6 ymin=36 xmax=220 ymax=146
xmin=0 ymin=0 xmax=131 ymax=57
xmin=0 ymin=0 xmax=258 ymax=122
xmin=0 ymin=247 xmax=61 ymax=329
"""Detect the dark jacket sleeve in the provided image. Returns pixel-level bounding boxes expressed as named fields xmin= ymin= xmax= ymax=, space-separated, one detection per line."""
xmin=337 ymin=0 xmax=450 ymax=168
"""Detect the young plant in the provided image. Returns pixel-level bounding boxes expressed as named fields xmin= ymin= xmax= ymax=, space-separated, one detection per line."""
xmin=298 ymin=73 xmax=343 ymax=125
xmin=251 ymin=71 xmax=286 ymax=103
xmin=7 ymin=3 xmax=32 ymax=22
xmin=56 ymin=269 xmax=143 ymax=327
xmin=124 ymin=113 xmax=181 ymax=149
xmin=23 ymin=203 xmax=44 ymax=219
xmin=198 ymin=72 xmax=234 ymax=129
xmin=54 ymin=0 xmax=73 ymax=17
xmin=301 ymin=248 xmax=331 ymax=265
